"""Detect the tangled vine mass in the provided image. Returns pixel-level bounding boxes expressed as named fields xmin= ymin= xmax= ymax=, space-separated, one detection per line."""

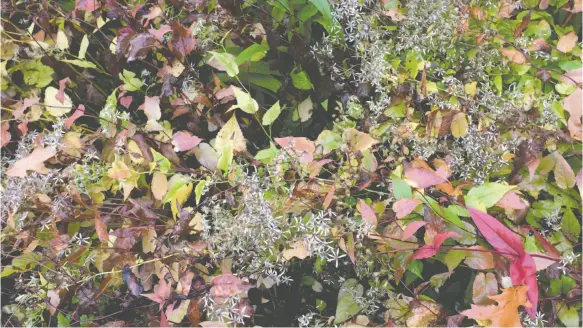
xmin=0 ymin=0 xmax=582 ymax=327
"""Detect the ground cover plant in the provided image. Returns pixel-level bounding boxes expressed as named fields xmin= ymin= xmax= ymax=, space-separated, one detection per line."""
xmin=0 ymin=0 xmax=582 ymax=326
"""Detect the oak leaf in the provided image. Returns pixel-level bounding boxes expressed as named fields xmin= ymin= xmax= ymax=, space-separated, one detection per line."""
xmin=461 ymin=285 xmax=531 ymax=327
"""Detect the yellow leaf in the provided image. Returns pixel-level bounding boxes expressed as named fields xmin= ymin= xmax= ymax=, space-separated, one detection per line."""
xmin=45 ymin=86 xmax=72 ymax=117
xmin=127 ymin=140 xmax=144 ymax=164
xmin=142 ymin=227 xmax=157 ymax=254
xmin=56 ymin=30 xmax=69 ymax=50
xmin=464 ymin=82 xmax=477 ymax=96
xmin=343 ymin=128 xmax=378 ymax=152
xmin=108 ymin=159 xmax=131 ymax=180
xmin=151 ymin=171 xmax=168 ymax=200
xmin=215 ymin=114 xmax=246 ymax=153
xmin=450 ymin=112 xmax=468 ymax=138
xmin=282 ymin=240 xmax=309 ymax=260
xmin=171 ymin=183 xmax=193 ymax=219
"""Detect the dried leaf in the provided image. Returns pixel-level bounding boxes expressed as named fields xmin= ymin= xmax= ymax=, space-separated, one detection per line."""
xmin=152 ymin=171 xmax=168 ymax=200
xmin=472 ymin=272 xmax=498 ymax=305
xmin=557 ymin=32 xmax=578 ymax=53
xmin=499 ymin=48 xmax=526 ymax=64
xmin=343 ymin=128 xmax=378 ymax=152
xmin=6 ymin=146 xmax=56 ymax=177
xmin=169 ymin=22 xmax=196 ymax=59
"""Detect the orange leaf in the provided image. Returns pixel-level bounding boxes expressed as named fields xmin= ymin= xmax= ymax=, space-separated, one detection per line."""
xmin=462 ymin=285 xmax=531 ymax=327
xmin=499 ymin=48 xmax=526 ymax=64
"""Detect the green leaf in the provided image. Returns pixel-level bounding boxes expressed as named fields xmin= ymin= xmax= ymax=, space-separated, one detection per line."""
xmin=557 ymin=302 xmax=580 ymax=328
xmin=235 ymin=43 xmax=269 ymax=65
xmin=255 ymin=143 xmax=279 ymax=164
xmin=262 ymin=101 xmax=281 ymax=125
xmin=119 ymin=69 xmax=143 ymax=91
xmin=230 ymin=87 xmax=259 ymax=114
xmin=58 ymin=313 xmax=71 ymax=327
xmin=555 ymin=82 xmax=576 ymax=95
xmin=217 ymin=142 xmax=233 ymax=173
xmin=61 ymin=59 xmax=97 ymax=69
xmin=316 ymin=130 xmax=342 ymax=155
xmin=209 ymin=51 xmax=239 ymax=77
xmin=195 ymin=179 xmax=206 ymax=205
xmin=309 ymin=0 xmax=333 ymax=32
xmin=151 ymin=149 xmax=171 ymax=174
xmin=392 ymin=178 xmax=413 ymax=200
xmin=465 ymin=183 xmax=515 ymax=211
xmin=12 ymin=252 xmax=40 ymax=271
xmin=407 ymin=260 xmax=424 ymax=279
xmin=443 ymin=250 xmax=466 ymax=272
xmin=334 ymin=279 xmax=363 ymax=324
xmin=561 ymin=208 xmax=581 ymax=238
xmin=21 ymin=59 xmax=54 ymax=88
xmin=405 ymin=51 xmax=419 ymax=78
xmin=291 ymin=70 xmax=313 ymax=90
xmin=559 ymin=60 xmax=582 ymax=71
xmin=162 ymin=174 xmax=189 ymax=204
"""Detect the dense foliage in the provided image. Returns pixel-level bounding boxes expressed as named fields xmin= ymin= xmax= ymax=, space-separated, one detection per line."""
xmin=1 ymin=0 xmax=582 ymax=326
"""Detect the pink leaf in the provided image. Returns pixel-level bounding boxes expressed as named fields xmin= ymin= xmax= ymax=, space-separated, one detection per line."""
xmin=577 ymin=169 xmax=582 ymax=194
xmin=401 ymin=221 xmax=427 ymax=241
xmin=141 ymin=96 xmax=161 ymax=121
xmin=411 ymin=231 xmax=460 ymax=259
xmin=467 ymin=207 xmax=524 ymax=259
xmin=64 ymin=105 xmax=85 ymax=129
xmin=393 ymin=198 xmax=423 ymax=218
xmin=510 ymin=253 xmax=538 ymax=318
xmin=274 ymin=137 xmax=315 ymax=163
xmin=142 ymin=279 xmax=172 ymax=309
xmin=531 ymin=253 xmax=558 ymax=271
xmin=120 ymin=96 xmax=133 ymax=109
xmin=172 ymin=131 xmax=202 ymax=152
xmin=149 ymin=25 xmax=172 ymax=42
xmin=404 ymin=167 xmax=447 ymax=188
xmin=526 ymin=155 xmax=541 ymax=181
xmin=17 ymin=119 xmax=28 ymax=135
xmin=496 ymin=190 xmax=527 ymax=210
xmin=357 ymin=199 xmax=377 ymax=228
xmin=13 ymin=97 xmax=40 ymax=119
xmin=56 ymin=77 xmax=71 ymax=104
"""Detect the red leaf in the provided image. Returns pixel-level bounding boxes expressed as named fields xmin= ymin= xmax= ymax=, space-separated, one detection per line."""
xmin=357 ymin=199 xmax=377 ymax=228
xmin=172 ymin=131 xmax=202 ymax=152
xmin=467 ymin=207 xmax=524 ymax=259
xmin=401 ymin=221 xmax=427 ymax=241
xmin=393 ymin=198 xmax=423 ymax=218
xmin=509 ymin=253 xmax=538 ymax=318
xmin=404 ymin=167 xmax=447 ymax=188
xmin=169 ymin=22 xmax=196 ymax=59
xmin=120 ymin=96 xmax=133 ymax=109
xmin=64 ymin=105 xmax=85 ymax=129
xmin=411 ymin=231 xmax=460 ymax=260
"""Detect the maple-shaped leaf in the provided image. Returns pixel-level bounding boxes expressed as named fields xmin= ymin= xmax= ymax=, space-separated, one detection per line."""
xmin=461 ymin=285 xmax=531 ymax=327
xmin=142 ymin=278 xmax=172 ymax=309
xmin=172 ymin=131 xmax=202 ymax=152
xmin=467 ymin=207 xmax=524 ymax=259
xmin=274 ymin=137 xmax=315 ymax=163
xmin=411 ymin=231 xmax=460 ymax=260
xmin=169 ymin=22 xmax=196 ymax=59
xmin=6 ymin=146 xmax=56 ymax=177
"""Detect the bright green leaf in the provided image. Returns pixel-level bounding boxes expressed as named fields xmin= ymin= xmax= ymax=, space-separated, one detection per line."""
xmin=262 ymin=101 xmax=281 ymax=125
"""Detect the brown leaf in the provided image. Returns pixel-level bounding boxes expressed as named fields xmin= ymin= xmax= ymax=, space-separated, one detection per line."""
xmin=187 ymin=299 xmax=203 ymax=326
xmin=94 ymin=210 xmax=109 ymax=242
xmin=499 ymin=48 xmax=526 ymax=64
xmin=126 ymin=33 xmax=156 ymax=62
xmin=406 ymin=300 xmax=445 ymax=327
xmin=1 ymin=121 xmax=11 ymax=148
xmin=464 ymin=246 xmax=495 ymax=270
xmin=557 ymin=32 xmax=578 ymax=53
xmin=169 ymin=22 xmax=196 ymax=59
xmin=6 ymin=146 xmax=56 ymax=177
xmin=472 ymin=272 xmax=498 ymax=305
